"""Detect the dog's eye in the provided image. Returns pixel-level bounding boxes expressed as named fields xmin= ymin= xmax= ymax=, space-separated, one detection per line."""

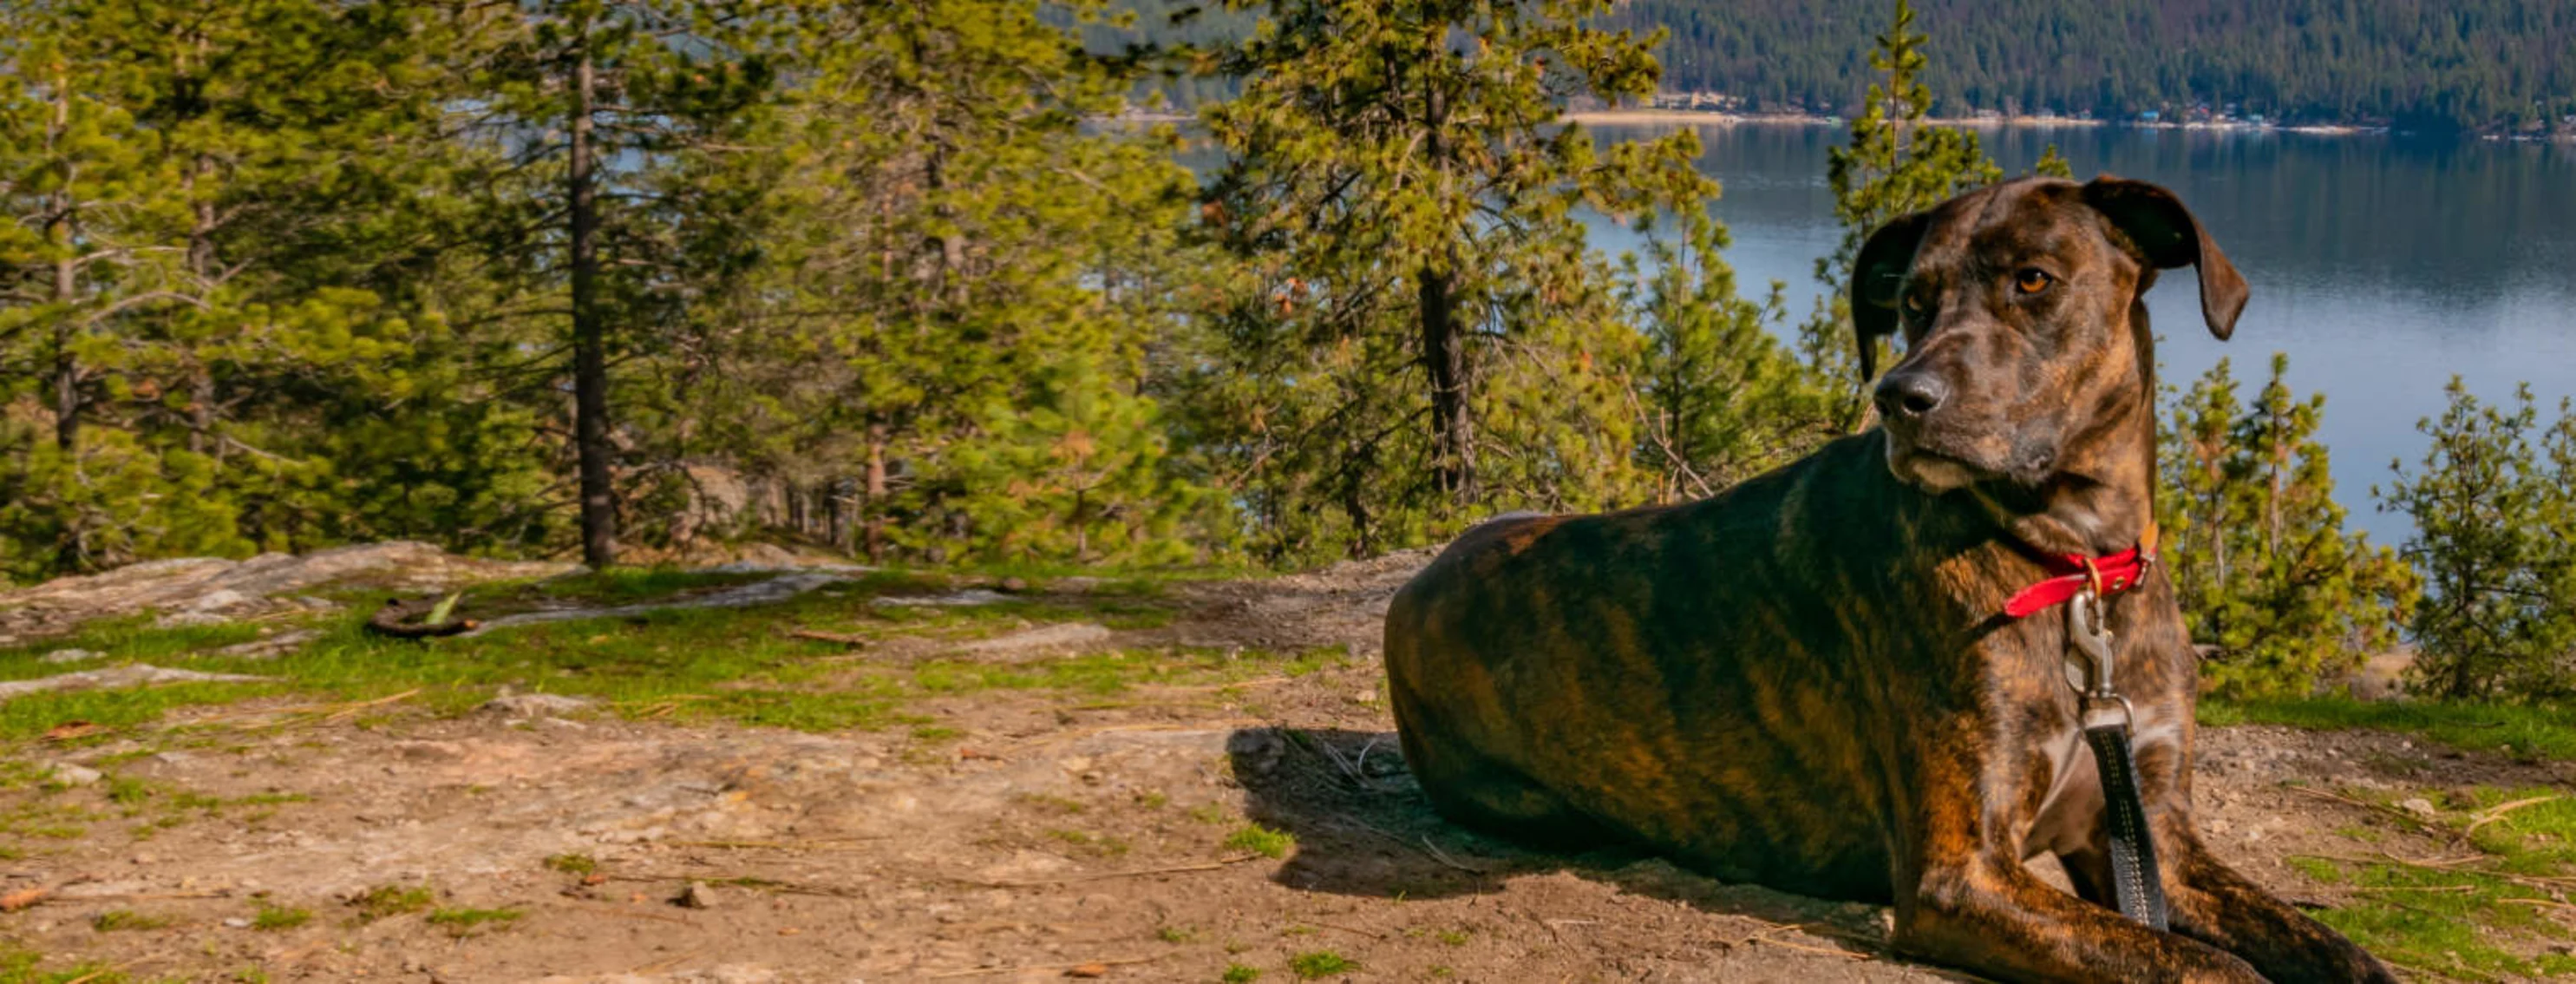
xmin=1901 ymin=293 xmax=1927 ymax=318
xmin=2014 ymin=269 xmax=2054 ymax=295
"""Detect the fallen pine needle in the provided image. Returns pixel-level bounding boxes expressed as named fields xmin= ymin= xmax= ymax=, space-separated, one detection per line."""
xmin=2465 ymin=795 xmax=2560 ymax=837
xmin=944 ymin=854 xmax=1265 ymax=889
xmin=319 ymin=688 xmax=422 ymax=723
xmin=789 ymin=628 xmax=872 ymax=646
xmin=923 ymin=955 xmax=1163 ymax=979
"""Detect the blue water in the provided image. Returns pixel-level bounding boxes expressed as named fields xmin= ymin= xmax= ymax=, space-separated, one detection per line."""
xmin=1587 ymin=123 xmax=2576 ymax=545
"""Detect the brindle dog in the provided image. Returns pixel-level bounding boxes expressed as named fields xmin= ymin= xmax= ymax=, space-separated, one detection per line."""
xmin=1384 ymin=176 xmax=2395 ymax=982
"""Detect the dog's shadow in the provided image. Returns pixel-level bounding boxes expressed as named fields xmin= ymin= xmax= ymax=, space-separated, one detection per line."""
xmin=1227 ymin=725 xmax=1985 ymax=981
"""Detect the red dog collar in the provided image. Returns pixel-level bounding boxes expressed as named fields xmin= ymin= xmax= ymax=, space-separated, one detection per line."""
xmin=2000 ymin=523 xmax=2160 ymax=620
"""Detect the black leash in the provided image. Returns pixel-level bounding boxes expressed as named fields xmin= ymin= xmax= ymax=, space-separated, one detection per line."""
xmin=2066 ymin=587 xmax=2170 ymax=929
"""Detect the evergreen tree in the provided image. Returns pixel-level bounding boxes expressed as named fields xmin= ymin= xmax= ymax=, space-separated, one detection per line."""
xmin=2160 ymin=356 xmax=2417 ymax=697
xmin=1623 ymin=212 xmax=1821 ymax=500
xmin=451 ymin=0 xmax=790 ymax=567
xmin=1194 ymin=0 xmax=1710 ymax=561
xmin=708 ymin=0 xmax=1214 ymax=565
xmin=1796 ymin=0 xmax=2019 ymax=426
xmin=2378 ymin=380 xmax=2576 ymax=700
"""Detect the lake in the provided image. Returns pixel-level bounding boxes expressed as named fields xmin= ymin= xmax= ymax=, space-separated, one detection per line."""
xmin=1585 ymin=122 xmax=2576 ymax=545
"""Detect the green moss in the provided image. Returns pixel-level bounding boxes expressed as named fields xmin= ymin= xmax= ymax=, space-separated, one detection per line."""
xmin=1225 ymin=823 xmax=1294 ymax=859
xmin=1286 ymin=952 xmax=1355 ymax=979
xmin=425 ymin=906 xmax=523 ymax=937
xmin=250 ymin=902 xmax=311 ymax=931
xmin=350 ymin=884 xmax=436 ymax=923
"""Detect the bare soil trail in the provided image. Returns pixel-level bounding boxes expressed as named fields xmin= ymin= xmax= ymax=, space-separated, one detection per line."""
xmin=0 ymin=550 xmax=2566 ymax=982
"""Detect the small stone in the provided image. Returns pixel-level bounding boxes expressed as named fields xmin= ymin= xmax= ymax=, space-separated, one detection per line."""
xmin=2398 ymin=797 xmax=2438 ymax=818
xmin=39 ymin=648 xmax=101 ymax=665
xmin=1350 ymin=688 xmax=1378 ymax=705
xmin=482 ymin=693 xmax=594 ymax=718
xmin=675 ymin=881 xmax=718 ymax=909
xmin=222 ymin=917 xmax=252 ymax=928
xmin=45 ymin=763 xmax=101 ymax=786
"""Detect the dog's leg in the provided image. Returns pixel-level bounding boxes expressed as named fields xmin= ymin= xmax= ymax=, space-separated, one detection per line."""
xmin=1894 ymin=746 xmax=2263 ymax=984
xmin=2149 ymin=818 xmax=2402 ymax=983
xmin=1894 ymin=850 xmax=2263 ymax=983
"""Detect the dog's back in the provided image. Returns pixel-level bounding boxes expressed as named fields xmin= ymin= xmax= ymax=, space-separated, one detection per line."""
xmin=1385 ymin=431 xmax=1931 ymax=901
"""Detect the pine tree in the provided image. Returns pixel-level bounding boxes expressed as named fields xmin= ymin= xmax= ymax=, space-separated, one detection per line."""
xmin=1193 ymin=0 xmax=1710 ymax=561
xmin=451 ymin=0 xmax=790 ymax=568
xmin=1797 ymin=0 xmax=2006 ymax=426
xmin=2379 ymin=380 xmax=2576 ymax=699
xmin=1624 ymin=211 xmax=1821 ymax=500
xmin=2160 ymin=356 xmax=2417 ymax=697
xmin=705 ymin=0 xmax=1213 ymax=565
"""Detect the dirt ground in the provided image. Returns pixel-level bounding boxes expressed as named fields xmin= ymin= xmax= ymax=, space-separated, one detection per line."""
xmin=3 ymin=554 xmax=2570 ymax=982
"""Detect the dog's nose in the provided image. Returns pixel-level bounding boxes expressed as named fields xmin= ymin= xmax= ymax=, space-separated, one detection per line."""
xmin=1874 ymin=371 xmax=1949 ymax=421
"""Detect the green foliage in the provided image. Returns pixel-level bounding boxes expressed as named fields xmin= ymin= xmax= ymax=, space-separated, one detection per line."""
xmin=1189 ymin=0 xmax=1716 ymax=561
xmin=1623 ymin=213 xmax=1827 ymax=499
xmin=1223 ymin=823 xmax=1295 ymax=859
xmin=350 ymin=884 xmax=437 ymax=923
xmin=1285 ymin=952 xmax=1355 ymax=979
xmin=1796 ymin=0 xmax=2004 ymax=422
xmin=425 ymin=906 xmax=522 ymax=937
xmin=2200 ymin=696 xmax=2576 ymax=764
xmin=2377 ymin=379 xmax=2576 ymax=700
xmin=2160 ymin=356 xmax=2418 ymax=696
xmin=702 ymin=0 xmax=1219 ymax=567
xmin=250 ymin=902 xmax=311 ymax=931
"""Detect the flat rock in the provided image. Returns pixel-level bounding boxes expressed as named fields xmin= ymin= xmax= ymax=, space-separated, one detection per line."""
xmin=0 ymin=664 xmax=271 ymax=702
xmin=482 ymin=693 xmax=594 ymax=718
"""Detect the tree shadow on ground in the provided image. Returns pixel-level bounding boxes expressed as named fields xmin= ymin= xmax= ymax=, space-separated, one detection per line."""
xmin=1226 ymin=725 xmax=1986 ymax=981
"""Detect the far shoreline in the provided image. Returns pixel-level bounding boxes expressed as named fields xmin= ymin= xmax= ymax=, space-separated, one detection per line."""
xmin=1557 ymin=108 xmax=2514 ymax=140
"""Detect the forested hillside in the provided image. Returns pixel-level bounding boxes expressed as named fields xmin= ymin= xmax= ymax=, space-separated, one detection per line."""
xmin=1599 ymin=0 xmax=2576 ymax=130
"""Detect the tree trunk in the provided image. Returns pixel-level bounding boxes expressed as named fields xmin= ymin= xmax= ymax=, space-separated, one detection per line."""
xmin=47 ymin=74 xmax=77 ymax=456
xmin=1418 ymin=262 xmax=1472 ymax=502
xmin=187 ymin=151 xmax=217 ymax=458
xmin=569 ymin=34 xmax=618 ymax=568
xmin=864 ymin=422 xmax=889 ymax=563
xmin=1417 ymin=80 xmax=1472 ymax=503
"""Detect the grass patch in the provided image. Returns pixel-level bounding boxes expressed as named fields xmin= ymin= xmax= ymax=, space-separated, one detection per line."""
xmin=250 ymin=902 xmax=311 ymax=931
xmin=90 ymin=909 xmax=168 ymax=932
xmin=349 ymin=884 xmax=436 ymax=923
xmin=1220 ymin=966 xmax=1261 ymax=984
xmin=1225 ymin=823 xmax=1295 ymax=859
xmin=426 ymin=906 xmax=523 ymax=937
xmin=0 ymin=563 xmax=1306 ymax=740
xmin=1286 ymin=952 xmax=1355 ymax=979
xmin=2287 ymin=781 xmax=2576 ymax=980
xmin=2200 ymin=697 xmax=2576 ymax=762
xmin=543 ymin=853 xmax=598 ymax=876
xmin=0 ymin=946 xmax=133 ymax=983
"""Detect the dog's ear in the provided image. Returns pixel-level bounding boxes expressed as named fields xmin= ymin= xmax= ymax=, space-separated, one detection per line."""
xmin=1849 ymin=211 xmax=1932 ymax=381
xmin=2082 ymin=175 xmax=2249 ymax=340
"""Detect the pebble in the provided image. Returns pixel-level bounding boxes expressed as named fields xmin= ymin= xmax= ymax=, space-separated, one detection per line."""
xmin=46 ymin=763 xmax=101 ymax=786
xmin=38 ymin=648 xmax=101 ymax=665
xmin=483 ymin=693 xmax=594 ymax=718
xmin=676 ymin=881 xmax=719 ymax=909
xmin=2398 ymin=797 xmax=2438 ymax=817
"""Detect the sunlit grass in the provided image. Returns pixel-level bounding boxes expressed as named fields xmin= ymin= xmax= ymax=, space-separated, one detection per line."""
xmin=2200 ymin=697 xmax=2576 ymax=762
xmin=0 ymin=567 xmax=1326 ymax=742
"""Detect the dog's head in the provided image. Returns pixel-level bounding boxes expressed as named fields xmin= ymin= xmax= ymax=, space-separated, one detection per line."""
xmin=1849 ymin=176 xmax=2246 ymax=494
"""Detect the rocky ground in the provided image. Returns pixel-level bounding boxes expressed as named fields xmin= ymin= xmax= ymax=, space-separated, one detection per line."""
xmin=0 ymin=547 xmax=2567 ymax=982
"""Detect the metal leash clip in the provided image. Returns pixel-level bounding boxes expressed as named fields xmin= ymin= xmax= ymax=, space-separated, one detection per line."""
xmin=2064 ymin=587 xmax=2135 ymax=727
